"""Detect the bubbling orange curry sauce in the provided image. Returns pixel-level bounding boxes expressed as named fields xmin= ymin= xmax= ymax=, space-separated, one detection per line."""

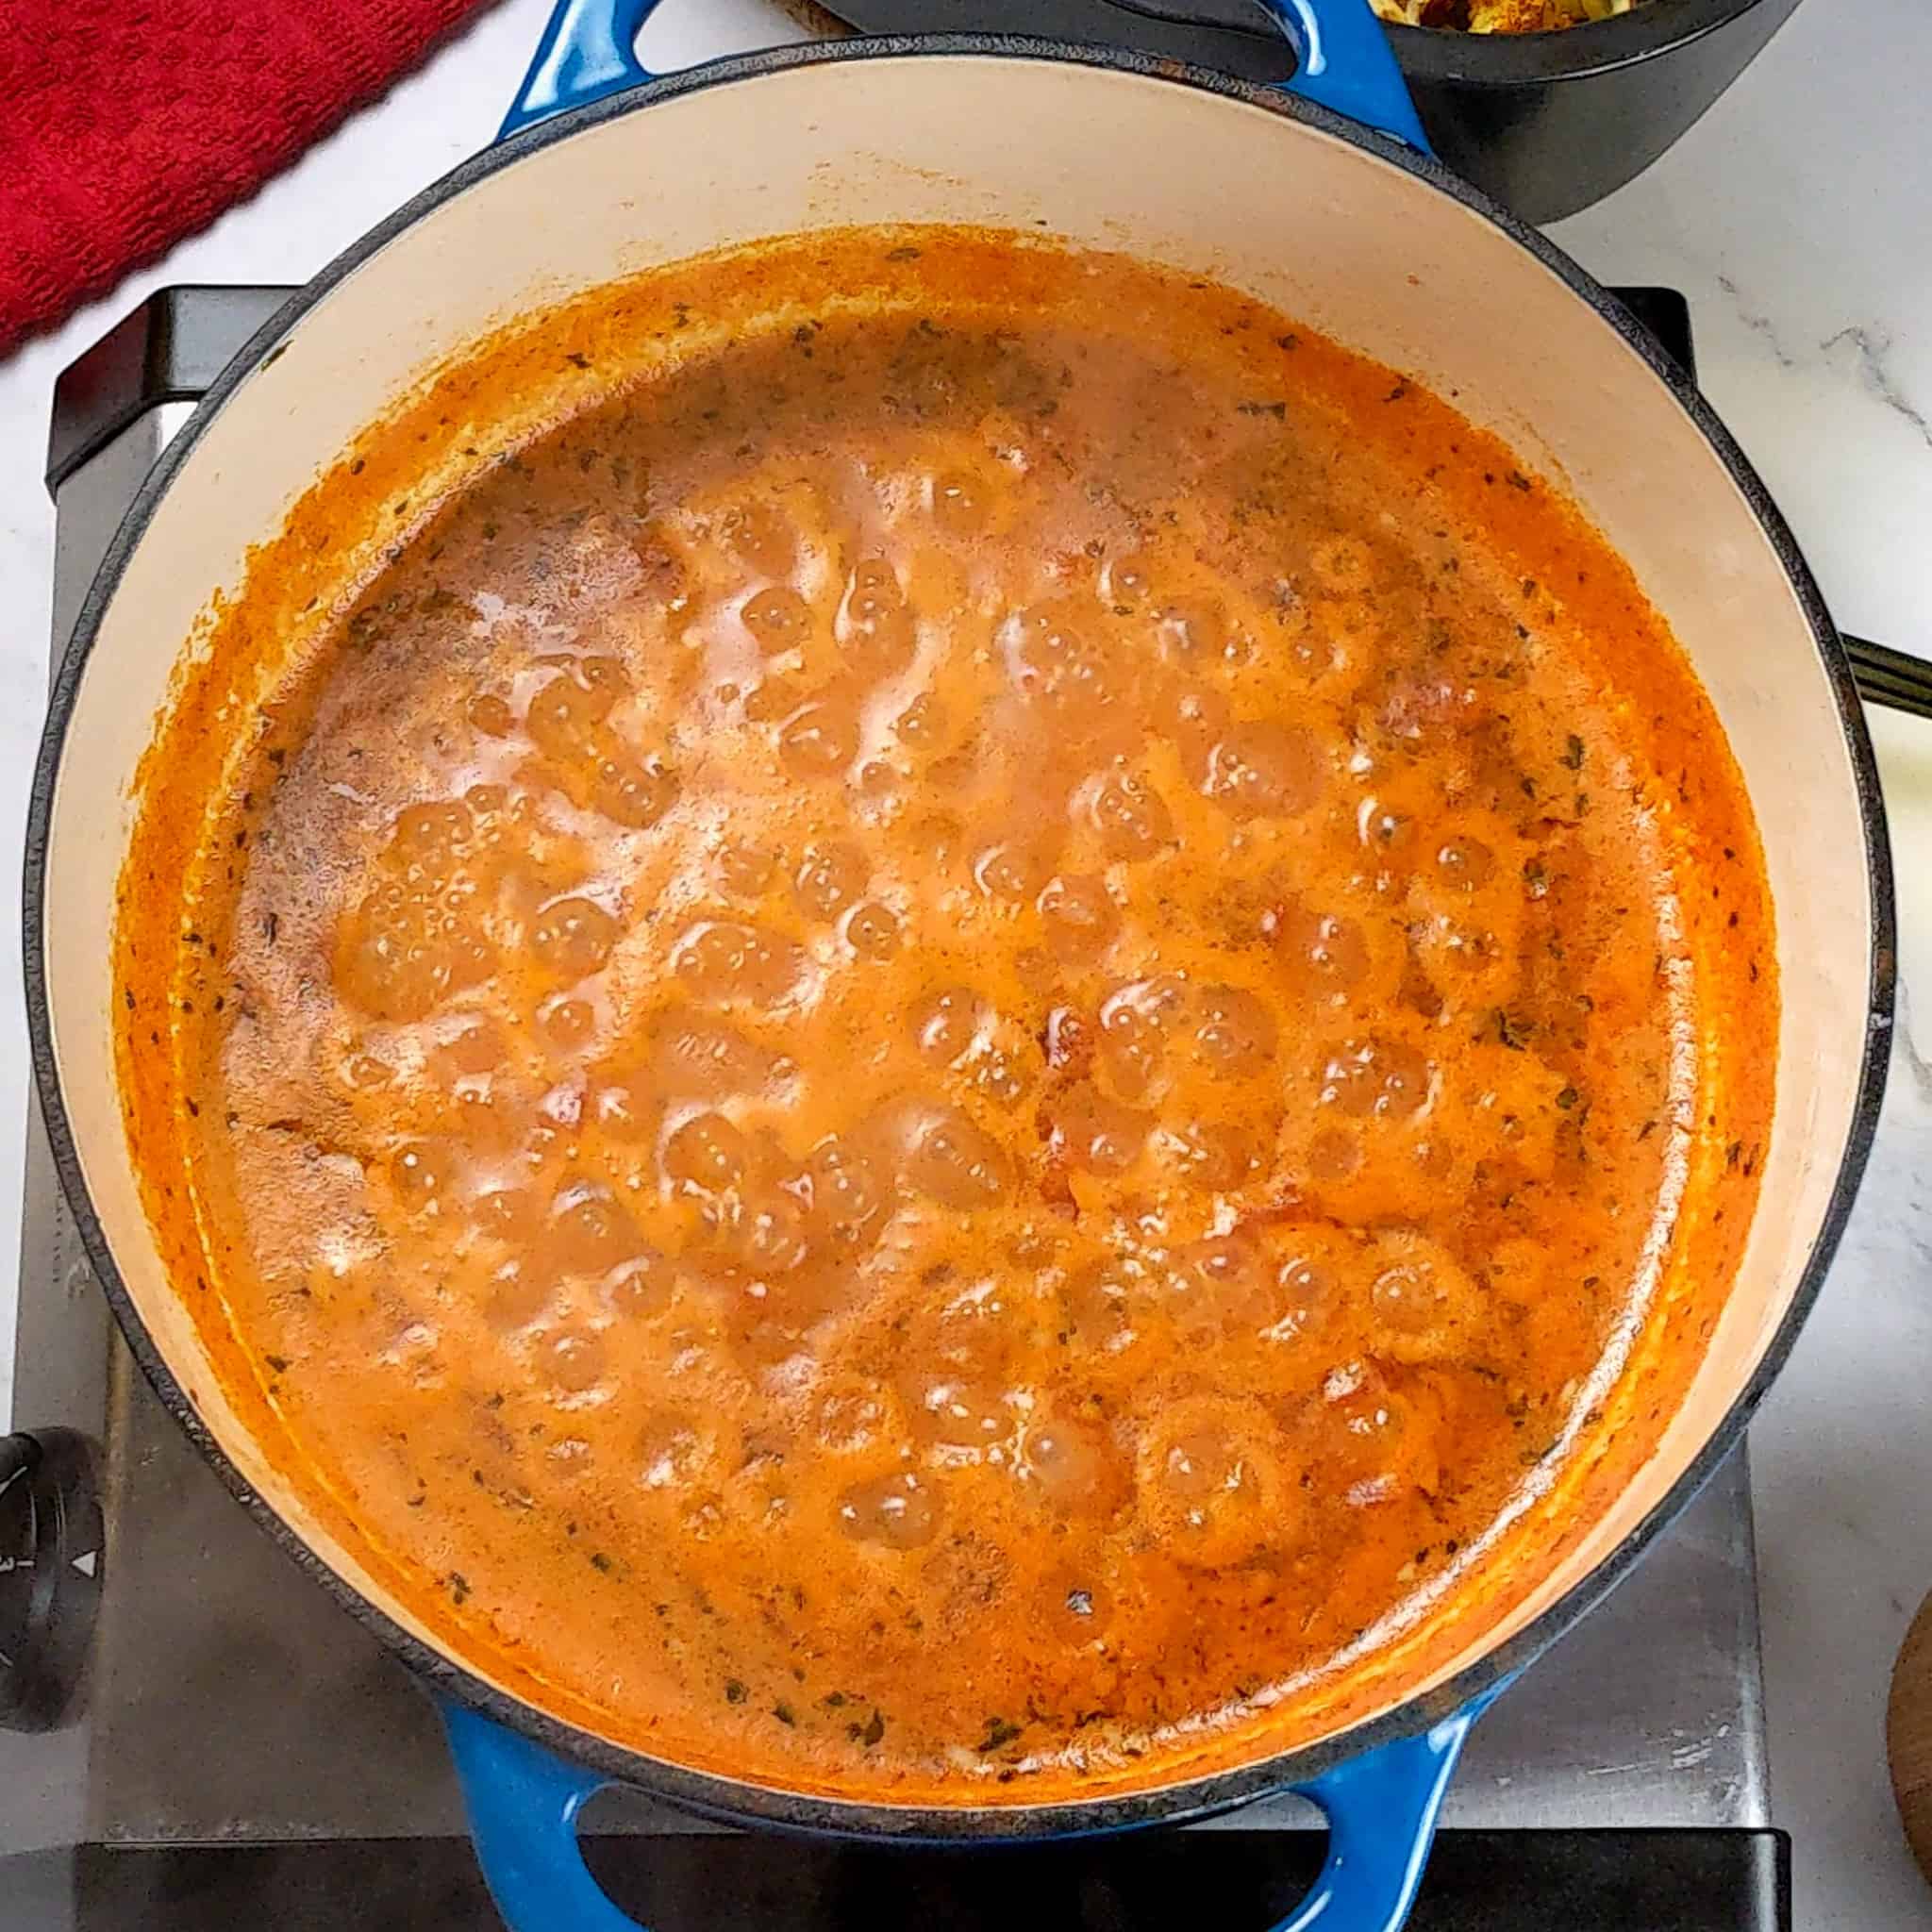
xmin=117 ymin=230 xmax=1774 ymax=1804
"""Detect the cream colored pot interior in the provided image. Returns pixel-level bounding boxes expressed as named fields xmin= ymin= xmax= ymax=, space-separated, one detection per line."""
xmin=42 ymin=54 xmax=1874 ymax=1772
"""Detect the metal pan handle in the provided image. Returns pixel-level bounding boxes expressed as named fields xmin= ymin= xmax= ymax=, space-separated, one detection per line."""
xmin=1271 ymin=1695 xmax=1492 ymax=1931
xmin=1251 ymin=0 xmax=1431 ymax=146
xmin=443 ymin=1688 xmax=1498 ymax=1932
xmin=498 ymin=0 xmax=1431 ymax=148
xmin=499 ymin=0 xmax=663 ymax=140
xmin=444 ymin=1702 xmax=641 ymax=1931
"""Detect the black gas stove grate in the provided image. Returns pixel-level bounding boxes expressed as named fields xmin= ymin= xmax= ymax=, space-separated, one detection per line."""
xmin=5 ymin=1822 xmax=1788 ymax=1930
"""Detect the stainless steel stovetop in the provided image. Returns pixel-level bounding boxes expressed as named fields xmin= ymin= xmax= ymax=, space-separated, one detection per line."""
xmin=0 ymin=286 xmax=1786 ymax=1930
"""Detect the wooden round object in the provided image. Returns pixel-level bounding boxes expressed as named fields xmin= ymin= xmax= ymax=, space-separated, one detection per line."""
xmin=1888 ymin=1589 xmax=1932 ymax=1885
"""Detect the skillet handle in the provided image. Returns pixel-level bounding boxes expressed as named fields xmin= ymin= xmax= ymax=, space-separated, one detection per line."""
xmin=498 ymin=0 xmax=1431 ymax=152
xmin=444 ymin=1701 xmax=644 ymax=1931
xmin=443 ymin=1687 xmax=1499 ymax=1932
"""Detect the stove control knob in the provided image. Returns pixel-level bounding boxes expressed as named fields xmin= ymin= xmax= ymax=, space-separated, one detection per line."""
xmin=0 ymin=1429 xmax=103 ymax=1732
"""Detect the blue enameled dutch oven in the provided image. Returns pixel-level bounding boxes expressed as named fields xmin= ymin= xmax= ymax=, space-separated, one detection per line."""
xmin=24 ymin=1 xmax=1890 ymax=1927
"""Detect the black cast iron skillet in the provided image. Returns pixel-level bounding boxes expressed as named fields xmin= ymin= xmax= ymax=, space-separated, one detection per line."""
xmin=827 ymin=0 xmax=1807 ymax=220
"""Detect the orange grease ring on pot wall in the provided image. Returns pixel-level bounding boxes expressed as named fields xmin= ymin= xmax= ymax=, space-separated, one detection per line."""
xmin=115 ymin=229 xmax=1774 ymax=1806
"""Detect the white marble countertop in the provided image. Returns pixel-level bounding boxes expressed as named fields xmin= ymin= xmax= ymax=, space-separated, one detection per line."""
xmin=1 ymin=0 xmax=1928 ymax=1923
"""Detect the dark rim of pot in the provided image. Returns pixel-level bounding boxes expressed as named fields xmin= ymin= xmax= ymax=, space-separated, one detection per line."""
xmin=1390 ymin=0 xmax=1784 ymax=83
xmin=24 ymin=30 xmax=1891 ymax=1846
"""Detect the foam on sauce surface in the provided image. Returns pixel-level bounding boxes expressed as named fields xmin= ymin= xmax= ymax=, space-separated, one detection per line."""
xmin=120 ymin=231 xmax=1774 ymax=1802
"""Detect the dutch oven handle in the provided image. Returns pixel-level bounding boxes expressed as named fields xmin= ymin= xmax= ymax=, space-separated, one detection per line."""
xmin=497 ymin=0 xmax=1432 ymax=150
xmin=444 ymin=1688 xmax=1499 ymax=1931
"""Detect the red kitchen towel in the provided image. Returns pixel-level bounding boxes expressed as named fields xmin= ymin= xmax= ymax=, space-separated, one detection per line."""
xmin=0 ymin=0 xmax=498 ymax=358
